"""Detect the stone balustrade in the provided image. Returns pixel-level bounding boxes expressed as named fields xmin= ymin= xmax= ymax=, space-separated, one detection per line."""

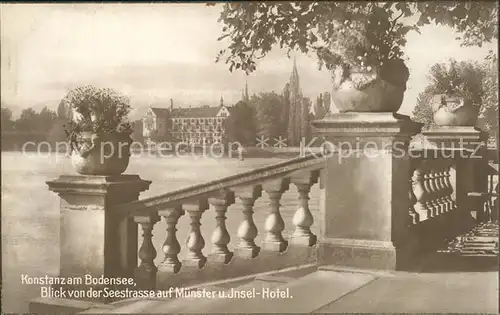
xmin=115 ymin=154 xmax=324 ymax=289
xmin=409 ymin=153 xmax=457 ymax=224
xmin=42 ymin=113 xmax=494 ymax=310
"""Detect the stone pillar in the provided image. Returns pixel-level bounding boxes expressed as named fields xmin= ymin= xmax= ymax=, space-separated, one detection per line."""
xmin=423 ymin=126 xmax=487 ymax=225
xmin=312 ymin=113 xmax=421 ymax=270
xmin=46 ymin=175 xmax=151 ymax=279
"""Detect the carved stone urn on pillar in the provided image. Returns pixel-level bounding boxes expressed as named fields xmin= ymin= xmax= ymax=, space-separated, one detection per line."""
xmin=427 ymin=60 xmax=484 ymax=127
xmin=62 ymin=85 xmax=134 ymax=176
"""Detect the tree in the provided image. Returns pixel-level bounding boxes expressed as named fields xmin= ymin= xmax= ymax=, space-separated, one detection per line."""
xmin=1 ymin=107 xmax=14 ymax=131
xmin=38 ymin=107 xmax=58 ymax=133
xmin=57 ymin=100 xmax=72 ymax=121
xmin=411 ymin=86 xmax=436 ymax=130
xmin=17 ymin=108 xmax=39 ymax=132
xmin=226 ymin=100 xmax=257 ymax=146
xmin=313 ymin=93 xmax=328 ymax=120
xmin=323 ymin=92 xmax=332 ymax=114
xmin=213 ymin=2 xmax=498 ymax=74
xmin=130 ymin=119 xmax=144 ymax=143
xmin=253 ymin=92 xmax=286 ymax=140
xmin=477 ymin=52 xmax=499 ymax=144
xmin=301 ymin=96 xmax=312 ymax=142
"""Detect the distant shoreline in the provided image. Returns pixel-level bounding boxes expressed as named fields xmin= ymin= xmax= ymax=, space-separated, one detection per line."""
xmin=0 ymin=146 xmax=312 ymax=159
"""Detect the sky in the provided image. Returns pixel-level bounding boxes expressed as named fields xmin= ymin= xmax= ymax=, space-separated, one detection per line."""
xmin=1 ymin=3 xmax=497 ymax=119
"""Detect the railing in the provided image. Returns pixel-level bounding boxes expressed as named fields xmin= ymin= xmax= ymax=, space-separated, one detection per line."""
xmin=44 ymin=114 xmax=497 ymax=302
xmin=112 ymin=153 xmax=325 ymax=289
xmin=409 ymin=149 xmax=458 ymax=225
xmin=408 ymin=147 xmax=498 ymax=251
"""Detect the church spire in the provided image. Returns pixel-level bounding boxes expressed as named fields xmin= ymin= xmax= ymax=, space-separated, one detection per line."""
xmin=220 ymin=95 xmax=224 ymax=107
xmin=289 ymin=56 xmax=300 ymax=96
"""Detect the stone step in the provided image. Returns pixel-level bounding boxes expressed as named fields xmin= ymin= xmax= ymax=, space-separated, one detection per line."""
xmin=169 ymin=269 xmax=377 ymax=314
xmin=459 ymin=244 xmax=496 ymax=249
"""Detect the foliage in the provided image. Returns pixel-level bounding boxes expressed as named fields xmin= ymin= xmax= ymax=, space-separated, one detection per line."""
xmin=414 ymin=55 xmax=498 ymax=135
xmin=477 ymin=52 xmax=499 ymax=140
xmin=253 ymin=92 xmax=287 ymax=140
xmin=225 ymin=100 xmax=257 ymax=146
xmin=313 ymin=93 xmax=329 ymax=119
xmin=214 ymin=2 xmax=497 ymax=81
xmin=411 ymin=86 xmax=436 ymax=130
xmin=1 ymin=107 xmax=14 ymax=131
xmin=300 ymin=96 xmax=313 ymax=142
xmin=60 ymin=85 xmax=132 ymax=136
xmin=427 ymin=59 xmax=486 ymax=108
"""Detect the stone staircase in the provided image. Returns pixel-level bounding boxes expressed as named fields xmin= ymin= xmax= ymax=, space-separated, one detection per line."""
xmin=441 ymin=221 xmax=499 ymax=256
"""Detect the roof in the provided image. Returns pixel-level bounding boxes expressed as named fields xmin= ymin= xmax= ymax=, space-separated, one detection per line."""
xmin=149 ymin=107 xmax=170 ymax=119
xmin=171 ymin=106 xmax=222 ymax=118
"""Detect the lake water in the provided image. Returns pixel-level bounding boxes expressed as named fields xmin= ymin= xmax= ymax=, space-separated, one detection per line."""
xmin=1 ymin=152 xmax=320 ymax=313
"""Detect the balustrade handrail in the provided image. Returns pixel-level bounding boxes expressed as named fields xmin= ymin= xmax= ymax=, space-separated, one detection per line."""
xmin=113 ymin=153 xmax=325 ymax=215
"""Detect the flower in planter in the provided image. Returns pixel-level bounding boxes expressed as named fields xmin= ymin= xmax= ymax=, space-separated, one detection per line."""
xmin=60 ymin=85 xmax=133 ymax=155
xmin=60 ymin=85 xmax=132 ymax=137
xmin=425 ymin=59 xmax=487 ymax=126
xmin=428 ymin=59 xmax=486 ymax=110
xmin=59 ymin=85 xmax=134 ymax=175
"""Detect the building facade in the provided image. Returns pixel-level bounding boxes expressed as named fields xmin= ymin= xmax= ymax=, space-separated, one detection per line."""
xmin=143 ymin=98 xmax=231 ymax=145
xmin=142 ymin=107 xmax=171 ymax=143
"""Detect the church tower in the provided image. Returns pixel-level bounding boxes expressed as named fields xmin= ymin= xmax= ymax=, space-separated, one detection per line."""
xmin=287 ymin=58 xmax=303 ymax=146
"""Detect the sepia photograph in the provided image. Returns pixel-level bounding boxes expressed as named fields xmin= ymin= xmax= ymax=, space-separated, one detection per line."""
xmin=1 ymin=1 xmax=498 ymax=314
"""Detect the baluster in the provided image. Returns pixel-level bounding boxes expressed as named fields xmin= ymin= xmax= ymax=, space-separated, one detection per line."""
xmin=433 ymin=161 xmax=446 ymax=214
xmin=183 ymin=200 xmax=208 ymax=268
xmin=208 ymin=193 xmax=234 ymax=264
xmin=428 ymin=164 xmax=442 ymax=216
xmin=158 ymin=206 xmax=184 ymax=274
xmin=262 ymin=179 xmax=290 ymax=252
xmin=409 ymin=163 xmax=420 ymax=224
xmin=233 ymin=186 xmax=262 ymax=258
xmin=413 ymin=161 xmax=428 ymax=221
xmin=135 ymin=213 xmax=160 ymax=289
xmin=422 ymin=163 xmax=435 ymax=218
xmin=290 ymin=171 xmax=318 ymax=246
xmin=443 ymin=161 xmax=456 ymax=211
xmin=438 ymin=160 xmax=450 ymax=212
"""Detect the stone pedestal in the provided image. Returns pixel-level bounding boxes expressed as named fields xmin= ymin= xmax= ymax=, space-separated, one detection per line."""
xmin=312 ymin=113 xmax=421 ymax=270
xmin=423 ymin=127 xmax=488 ymax=225
xmin=46 ymin=175 xmax=151 ymax=279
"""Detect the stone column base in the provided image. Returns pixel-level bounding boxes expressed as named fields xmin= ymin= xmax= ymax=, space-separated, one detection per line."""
xmin=318 ymin=239 xmax=405 ymax=270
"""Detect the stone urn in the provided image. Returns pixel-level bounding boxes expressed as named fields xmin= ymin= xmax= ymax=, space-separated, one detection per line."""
xmin=431 ymin=94 xmax=479 ymax=126
xmin=70 ymin=131 xmax=132 ymax=175
xmin=330 ymin=59 xmax=409 ymax=113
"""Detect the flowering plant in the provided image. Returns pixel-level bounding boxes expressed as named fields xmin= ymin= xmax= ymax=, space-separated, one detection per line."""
xmin=427 ymin=59 xmax=486 ymax=109
xmin=315 ymin=4 xmax=415 ymax=89
xmin=61 ymin=85 xmax=133 ymax=136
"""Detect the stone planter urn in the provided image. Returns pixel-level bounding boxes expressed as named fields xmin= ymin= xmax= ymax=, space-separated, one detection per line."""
xmin=70 ymin=131 xmax=132 ymax=175
xmin=330 ymin=59 xmax=410 ymax=113
xmin=431 ymin=94 xmax=479 ymax=126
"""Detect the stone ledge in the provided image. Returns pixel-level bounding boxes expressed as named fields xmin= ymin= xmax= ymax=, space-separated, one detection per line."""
xmin=46 ymin=175 xmax=151 ymax=196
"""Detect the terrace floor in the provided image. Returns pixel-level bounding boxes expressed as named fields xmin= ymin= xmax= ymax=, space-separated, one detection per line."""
xmin=75 ymin=222 xmax=498 ymax=314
